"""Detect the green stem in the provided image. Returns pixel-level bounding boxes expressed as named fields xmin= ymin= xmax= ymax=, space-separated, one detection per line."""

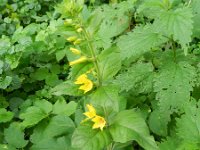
xmin=82 ymin=27 xmax=102 ymax=87
xmin=172 ymin=41 xmax=176 ymax=63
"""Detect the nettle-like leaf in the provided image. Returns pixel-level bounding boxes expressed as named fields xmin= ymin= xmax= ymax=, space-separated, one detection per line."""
xmin=72 ymin=126 xmax=111 ymax=150
xmin=117 ymin=24 xmax=167 ymax=60
xmin=154 ymin=7 xmax=193 ymax=55
xmin=0 ymin=108 xmax=14 ymax=123
xmin=176 ymin=100 xmax=200 ymax=146
xmin=114 ymin=62 xmax=154 ymax=93
xmin=154 ymin=60 xmax=196 ymax=113
xmin=4 ymin=123 xmax=28 ymax=148
xmin=98 ymin=46 xmax=121 ymax=82
xmin=0 ymin=76 xmax=12 ymax=89
xmin=19 ymin=100 xmax=52 ymax=128
xmin=109 ymin=109 xmax=158 ymax=150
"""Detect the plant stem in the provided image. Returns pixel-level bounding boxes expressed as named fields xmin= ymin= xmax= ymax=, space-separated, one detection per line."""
xmin=82 ymin=27 xmax=102 ymax=86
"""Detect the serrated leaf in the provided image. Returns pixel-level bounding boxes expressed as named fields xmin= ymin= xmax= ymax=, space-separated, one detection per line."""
xmin=98 ymin=46 xmax=121 ymax=82
xmin=154 ymin=60 xmax=196 ymax=113
xmin=0 ymin=108 xmax=14 ymax=123
xmin=109 ymin=109 xmax=158 ymax=150
xmin=72 ymin=126 xmax=111 ymax=150
xmin=52 ymin=99 xmax=77 ymax=116
xmin=154 ymin=7 xmax=193 ymax=55
xmin=114 ymin=62 xmax=154 ymax=93
xmin=176 ymin=100 xmax=200 ymax=144
xmin=4 ymin=123 xmax=28 ymax=148
xmin=19 ymin=100 xmax=52 ymax=128
xmin=117 ymin=24 xmax=166 ymax=60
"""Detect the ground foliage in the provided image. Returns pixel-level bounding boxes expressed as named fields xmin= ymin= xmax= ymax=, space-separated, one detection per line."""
xmin=1 ymin=0 xmax=200 ymax=149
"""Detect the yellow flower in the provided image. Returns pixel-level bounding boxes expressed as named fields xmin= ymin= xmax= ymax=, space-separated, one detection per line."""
xmin=77 ymin=28 xmax=83 ymax=33
xmin=70 ymin=47 xmax=81 ymax=55
xmin=73 ymin=38 xmax=82 ymax=45
xmin=83 ymin=104 xmax=96 ymax=119
xmin=69 ymin=56 xmax=87 ymax=66
xmin=67 ymin=36 xmax=77 ymax=42
xmin=74 ymin=74 xmax=93 ymax=93
xmin=92 ymin=115 xmax=106 ymax=131
xmin=79 ymin=79 xmax=93 ymax=93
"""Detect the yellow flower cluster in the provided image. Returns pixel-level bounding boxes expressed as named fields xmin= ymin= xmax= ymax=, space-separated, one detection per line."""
xmin=74 ymin=74 xmax=93 ymax=93
xmin=82 ymin=104 xmax=106 ymax=131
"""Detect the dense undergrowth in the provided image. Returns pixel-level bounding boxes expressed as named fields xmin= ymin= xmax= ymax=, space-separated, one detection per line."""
xmin=1 ymin=0 xmax=200 ymax=149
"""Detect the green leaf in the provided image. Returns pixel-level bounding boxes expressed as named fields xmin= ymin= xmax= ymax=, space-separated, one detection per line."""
xmin=98 ymin=46 xmax=121 ymax=81
xmin=0 ymin=108 xmax=14 ymax=123
xmin=117 ymin=24 xmax=166 ymax=60
xmin=19 ymin=100 xmax=52 ymax=128
xmin=51 ymin=80 xmax=83 ymax=96
xmin=4 ymin=123 xmax=28 ymax=148
xmin=30 ymin=68 xmax=50 ymax=81
xmin=31 ymin=136 xmax=70 ymax=150
xmin=0 ymin=76 xmax=12 ymax=89
xmin=154 ymin=60 xmax=196 ymax=113
xmin=90 ymin=85 xmax=120 ymax=114
xmin=31 ymin=115 xmax=75 ymax=144
xmin=114 ymin=62 xmax=154 ymax=93
xmin=72 ymin=126 xmax=111 ymax=150
xmin=52 ymin=99 xmax=77 ymax=116
xmin=176 ymin=100 xmax=200 ymax=144
xmin=154 ymin=7 xmax=193 ymax=55
xmin=109 ymin=109 xmax=158 ymax=150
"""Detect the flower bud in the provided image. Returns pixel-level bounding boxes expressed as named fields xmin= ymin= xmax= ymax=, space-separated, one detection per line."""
xmin=67 ymin=36 xmax=77 ymax=42
xmin=64 ymin=19 xmax=73 ymax=25
xmin=69 ymin=56 xmax=88 ymax=66
xmin=77 ymin=28 xmax=83 ymax=33
xmin=73 ymin=38 xmax=82 ymax=45
xmin=70 ymin=47 xmax=81 ymax=55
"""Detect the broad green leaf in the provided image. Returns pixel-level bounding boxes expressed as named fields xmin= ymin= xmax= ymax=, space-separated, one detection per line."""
xmin=0 ymin=76 xmax=12 ymax=89
xmin=90 ymin=85 xmax=120 ymax=114
xmin=70 ymin=62 xmax=93 ymax=80
xmin=114 ymin=62 xmax=154 ymax=93
xmin=52 ymin=99 xmax=77 ymax=116
xmin=31 ymin=115 xmax=75 ymax=144
xmin=148 ymin=110 xmax=170 ymax=136
xmin=19 ymin=100 xmax=52 ymax=128
xmin=72 ymin=126 xmax=111 ymax=150
xmin=0 ymin=108 xmax=14 ymax=123
xmin=0 ymin=60 xmax=3 ymax=74
xmin=30 ymin=68 xmax=50 ymax=81
xmin=154 ymin=7 xmax=193 ymax=55
xmin=98 ymin=46 xmax=121 ymax=81
xmin=0 ymin=144 xmax=16 ymax=150
xmin=56 ymin=49 xmax=67 ymax=62
xmin=109 ymin=109 xmax=158 ymax=150
xmin=4 ymin=123 xmax=28 ymax=148
xmin=117 ymin=24 xmax=166 ymax=60
xmin=31 ymin=136 xmax=70 ymax=150
xmin=191 ymin=0 xmax=200 ymax=38
xmin=51 ymin=80 xmax=83 ymax=96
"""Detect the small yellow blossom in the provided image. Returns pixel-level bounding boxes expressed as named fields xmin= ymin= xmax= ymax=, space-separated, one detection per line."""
xmin=70 ymin=47 xmax=81 ymax=55
xmin=69 ymin=56 xmax=88 ymax=66
xmin=74 ymin=74 xmax=93 ymax=93
xmin=92 ymin=115 xmax=106 ymax=131
xmin=77 ymin=28 xmax=83 ymax=33
xmin=73 ymin=38 xmax=82 ymax=45
xmin=64 ymin=19 xmax=73 ymax=25
xmin=67 ymin=36 xmax=77 ymax=42
xmin=83 ymin=104 xmax=96 ymax=119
